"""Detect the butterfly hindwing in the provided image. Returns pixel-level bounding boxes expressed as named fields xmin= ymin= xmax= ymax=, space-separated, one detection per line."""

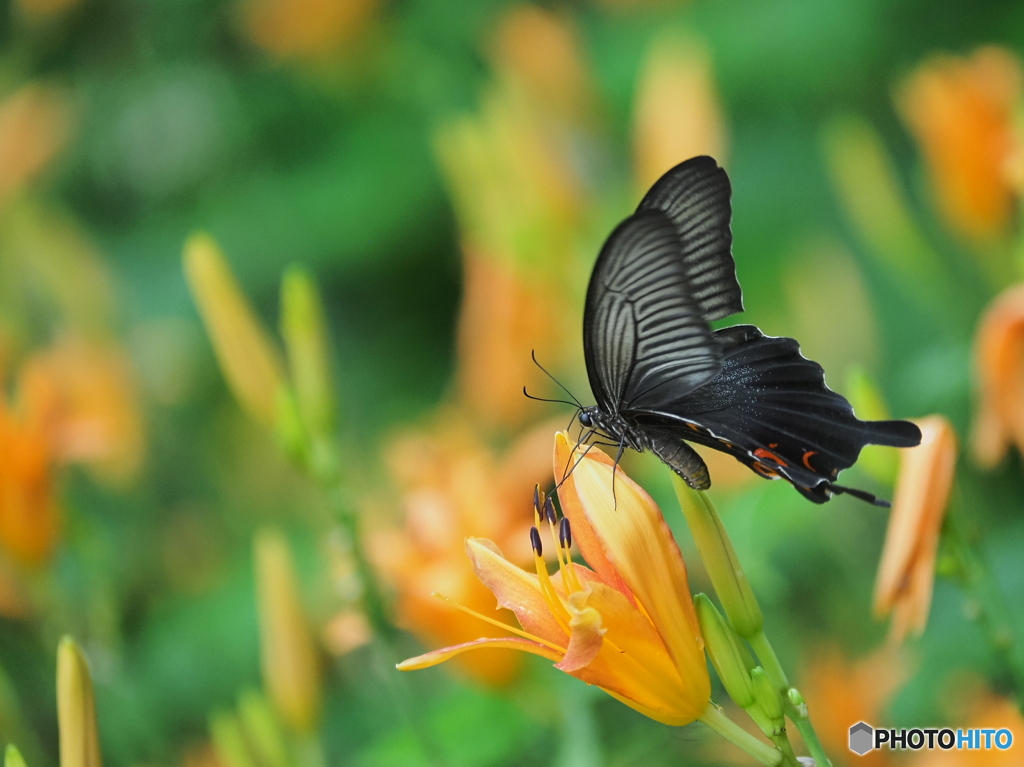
xmin=630 ymin=325 xmax=921 ymax=502
xmin=637 ymin=156 xmax=743 ymax=322
xmin=583 ymin=209 xmax=723 ymax=414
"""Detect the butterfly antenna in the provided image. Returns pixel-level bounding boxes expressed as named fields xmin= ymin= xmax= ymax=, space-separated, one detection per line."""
xmin=522 ymin=387 xmax=581 ymax=410
xmin=831 ymin=483 xmax=890 ymax=507
xmin=530 ymin=350 xmax=584 ymax=409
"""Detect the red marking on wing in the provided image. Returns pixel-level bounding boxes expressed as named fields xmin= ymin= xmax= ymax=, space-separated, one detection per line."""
xmin=753 ymin=447 xmax=788 ymax=467
xmin=751 ymin=462 xmax=780 ymax=479
xmin=802 ymin=450 xmax=818 ymax=471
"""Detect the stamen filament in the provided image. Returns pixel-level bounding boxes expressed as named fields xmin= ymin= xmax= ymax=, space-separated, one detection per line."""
xmin=432 ymin=593 xmax=566 ymax=654
xmin=533 ymin=551 xmax=572 ymax=630
xmin=561 ymin=545 xmax=583 ymax=592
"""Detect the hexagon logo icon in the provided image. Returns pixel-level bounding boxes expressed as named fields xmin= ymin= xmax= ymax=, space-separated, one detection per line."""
xmin=849 ymin=722 xmax=874 ymax=755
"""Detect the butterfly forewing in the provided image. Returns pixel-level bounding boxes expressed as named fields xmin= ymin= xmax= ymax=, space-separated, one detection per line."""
xmin=637 ymin=156 xmax=743 ymax=321
xmin=583 ymin=209 xmax=723 ymax=415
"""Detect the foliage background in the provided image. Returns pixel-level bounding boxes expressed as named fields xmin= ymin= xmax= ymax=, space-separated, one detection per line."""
xmin=1 ymin=0 xmax=1023 ymax=765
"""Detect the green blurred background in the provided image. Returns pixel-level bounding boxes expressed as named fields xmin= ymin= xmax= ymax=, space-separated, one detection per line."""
xmin=1 ymin=0 xmax=1024 ymax=765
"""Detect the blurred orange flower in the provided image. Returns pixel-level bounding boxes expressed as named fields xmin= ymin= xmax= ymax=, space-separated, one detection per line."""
xmin=873 ymin=416 xmax=957 ymax=641
xmin=798 ymin=644 xmax=910 ymax=767
xmin=0 ymin=335 xmax=143 ymax=568
xmin=491 ymin=5 xmax=595 ymax=123
xmin=897 ymin=47 xmax=1023 ymax=243
xmin=437 ymin=9 xmax=596 ymax=433
xmin=971 ymin=284 xmax=1024 ymax=468
xmin=399 ymin=432 xmax=711 ymax=726
xmin=371 ymin=415 xmax=555 ymax=685
xmin=455 ymin=247 xmax=569 ymax=432
xmin=241 ymin=0 xmax=381 ymax=61
xmin=0 ymin=373 xmax=59 ymax=567
xmin=907 ymin=682 xmax=1024 ymax=766
xmin=20 ymin=336 xmax=144 ymax=483
xmin=0 ymin=83 xmax=73 ymax=204
xmin=633 ymin=34 xmax=727 ymax=191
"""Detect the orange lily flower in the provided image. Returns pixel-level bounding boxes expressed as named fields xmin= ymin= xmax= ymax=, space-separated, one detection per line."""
xmin=0 ymin=335 xmax=143 ymax=569
xmin=971 ymin=284 xmax=1024 ymax=468
xmin=19 ymin=336 xmax=144 ymax=484
xmin=399 ymin=432 xmax=711 ymax=726
xmin=873 ymin=416 xmax=957 ymax=641
xmin=897 ymin=47 xmax=1022 ymax=243
xmin=0 ymin=375 xmax=59 ymax=567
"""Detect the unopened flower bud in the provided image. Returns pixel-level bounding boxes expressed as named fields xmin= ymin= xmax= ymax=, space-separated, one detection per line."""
xmin=675 ymin=480 xmax=763 ymax=637
xmin=5 ymin=745 xmax=28 ymax=767
xmin=56 ymin=636 xmax=102 ymax=767
xmin=280 ymin=266 xmax=337 ymax=443
xmin=751 ymin=667 xmax=784 ymax=728
xmin=694 ymin=594 xmax=754 ymax=709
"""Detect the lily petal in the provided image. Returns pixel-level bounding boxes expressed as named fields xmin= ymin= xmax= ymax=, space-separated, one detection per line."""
xmin=553 ymin=433 xmax=633 ymax=600
xmin=466 ymin=538 xmax=567 ymax=646
xmin=873 ymin=416 xmax=956 ymax=640
xmin=557 ymin=580 xmax=697 ymax=720
xmin=557 ymin=590 xmax=605 ymax=672
xmin=555 ymin=433 xmax=708 ymax=707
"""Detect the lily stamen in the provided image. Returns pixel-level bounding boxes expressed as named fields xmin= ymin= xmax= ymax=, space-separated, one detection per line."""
xmin=432 ymin=592 xmax=566 ymax=654
xmin=530 ymin=527 xmax=573 ymax=630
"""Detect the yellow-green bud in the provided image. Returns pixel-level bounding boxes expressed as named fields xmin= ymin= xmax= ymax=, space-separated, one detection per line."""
xmin=694 ymin=594 xmax=754 ymax=709
xmin=274 ymin=386 xmax=311 ymax=468
xmin=183 ymin=233 xmax=285 ymax=427
xmin=56 ymin=637 xmax=102 ymax=767
xmin=675 ymin=480 xmax=763 ymax=637
xmin=5 ymin=746 xmax=27 ymax=767
xmin=751 ymin=667 xmax=784 ymax=728
xmin=788 ymin=687 xmax=808 ymax=718
xmin=210 ymin=710 xmax=256 ymax=767
xmin=237 ymin=690 xmax=290 ymax=767
xmin=280 ymin=266 xmax=337 ymax=442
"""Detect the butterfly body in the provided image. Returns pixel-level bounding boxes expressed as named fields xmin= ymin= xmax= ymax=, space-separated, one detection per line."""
xmin=580 ymin=156 xmax=921 ymax=505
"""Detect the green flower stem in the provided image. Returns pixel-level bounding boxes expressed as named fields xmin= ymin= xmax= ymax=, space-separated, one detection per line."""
xmin=748 ymin=630 xmax=789 ymax=691
xmin=699 ymin=704 xmax=783 ymax=766
xmin=675 ymin=481 xmax=829 ymax=765
xmin=326 ymin=479 xmax=394 ymax=640
xmin=784 ymin=692 xmax=832 ymax=767
xmin=945 ymin=500 xmax=1024 ymax=714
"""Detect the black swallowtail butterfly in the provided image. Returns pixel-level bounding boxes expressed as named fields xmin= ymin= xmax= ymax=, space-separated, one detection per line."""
xmin=576 ymin=156 xmax=921 ymax=505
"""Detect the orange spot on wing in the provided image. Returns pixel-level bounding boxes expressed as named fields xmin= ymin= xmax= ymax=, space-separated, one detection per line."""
xmin=751 ymin=462 xmax=780 ymax=479
xmin=753 ymin=447 xmax=788 ymax=467
xmin=802 ymin=450 xmax=818 ymax=470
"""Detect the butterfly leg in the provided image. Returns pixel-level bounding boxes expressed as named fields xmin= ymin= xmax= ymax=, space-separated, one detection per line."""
xmin=648 ymin=434 xmax=711 ymax=490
